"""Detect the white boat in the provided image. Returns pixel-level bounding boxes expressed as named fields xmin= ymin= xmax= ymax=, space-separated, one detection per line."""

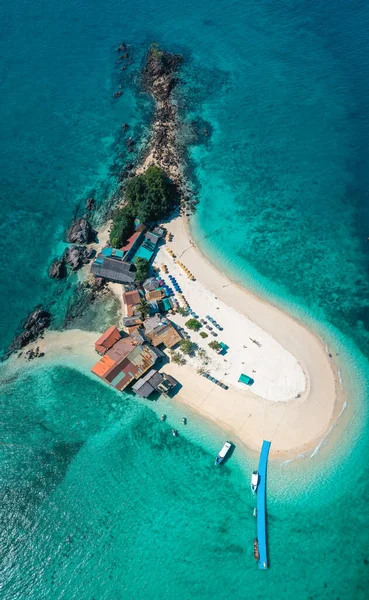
xmin=251 ymin=471 xmax=259 ymax=493
xmin=215 ymin=441 xmax=232 ymax=465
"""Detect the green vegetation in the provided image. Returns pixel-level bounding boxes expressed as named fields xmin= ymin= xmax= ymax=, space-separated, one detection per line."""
xmin=134 ymin=257 xmax=150 ymax=283
xmin=126 ymin=166 xmax=178 ymax=224
xmin=138 ymin=297 xmax=149 ymax=321
xmin=110 ymin=166 xmax=178 ymax=249
xmin=185 ymin=318 xmax=201 ymax=332
xmin=177 ymin=307 xmax=188 ymax=317
xmin=179 ymin=339 xmax=197 ymax=356
xmin=208 ymin=340 xmax=221 ymax=352
xmin=109 ymin=206 xmax=135 ymax=248
xmin=199 ymin=331 xmax=208 ymax=339
xmin=170 ymin=351 xmax=186 ymax=366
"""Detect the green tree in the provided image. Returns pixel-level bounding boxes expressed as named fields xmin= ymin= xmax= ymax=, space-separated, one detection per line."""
xmin=170 ymin=351 xmax=186 ymax=366
xmin=138 ymin=297 xmax=149 ymax=321
xmin=177 ymin=307 xmax=188 ymax=317
xmin=110 ymin=206 xmax=135 ymax=248
xmin=126 ymin=166 xmax=178 ymax=224
xmin=179 ymin=339 xmax=197 ymax=356
xmin=208 ymin=340 xmax=221 ymax=352
xmin=199 ymin=331 xmax=208 ymax=339
xmin=134 ymin=257 xmax=150 ymax=283
xmin=185 ymin=318 xmax=201 ymax=332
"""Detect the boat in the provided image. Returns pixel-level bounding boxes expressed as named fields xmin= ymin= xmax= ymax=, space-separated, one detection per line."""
xmin=253 ymin=508 xmax=257 ymax=518
xmin=160 ymin=414 xmax=166 ymax=421
xmin=253 ymin=538 xmax=259 ymax=561
xmin=172 ymin=429 xmax=178 ymax=437
xmin=215 ymin=441 xmax=232 ymax=465
xmin=251 ymin=471 xmax=259 ymax=493
xmin=182 ymin=417 xmax=187 ymax=425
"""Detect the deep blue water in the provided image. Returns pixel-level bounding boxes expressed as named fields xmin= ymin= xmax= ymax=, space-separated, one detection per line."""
xmin=1 ymin=0 xmax=369 ymax=598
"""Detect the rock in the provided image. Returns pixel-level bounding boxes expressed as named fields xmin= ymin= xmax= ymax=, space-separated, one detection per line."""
xmin=113 ymin=91 xmax=123 ymax=99
xmin=7 ymin=306 xmax=51 ymax=357
xmin=142 ymin=45 xmax=183 ymax=101
xmin=63 ymin=245 xmax=95 ymax=271
xmin=66 ymin=218 xmax=96 ymax=245
xmin=48 ymin=258 xmax=66 ymax=280
xmin=116 ymin=42 xmax=127 ymax=52
xmin=85 ymin=197 xmax=95 ymax=211
xmin=122 ymin=123 xmax=130 ymax=132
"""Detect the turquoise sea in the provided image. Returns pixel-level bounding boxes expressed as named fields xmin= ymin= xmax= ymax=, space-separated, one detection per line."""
xmin=1 ymin=0 xmax=369 ymax=598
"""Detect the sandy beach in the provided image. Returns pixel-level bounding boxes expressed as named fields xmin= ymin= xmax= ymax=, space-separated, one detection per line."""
xmin=152 ymin=215 xmax=344 ymax=457
xmin=10 ymin=211 xmax=346 ymax=460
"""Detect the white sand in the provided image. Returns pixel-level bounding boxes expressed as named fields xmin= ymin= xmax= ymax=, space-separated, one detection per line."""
xmin=12 ymin=214 xmax=345 ymax=458
xmin=155 ymin=249 xmax=306 ymax=402
xmin=153 ymin=215 xmax=344 ymax=456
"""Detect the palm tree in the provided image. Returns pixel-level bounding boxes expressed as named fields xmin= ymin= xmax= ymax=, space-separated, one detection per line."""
xmin=138 ymin=297 xmax=149 ymax=321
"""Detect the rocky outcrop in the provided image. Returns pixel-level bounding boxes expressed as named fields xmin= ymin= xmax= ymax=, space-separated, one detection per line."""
xmin=7 ymin=306 xmax=51 ymax=356
xmin=63 ymin=245 xmax=95 ymax=271
xmin=49 ymin=258 xmax=66 ymax=280
xmin=66 ymin=218 xmax=96 ymax=245
xmin=142 ymin=45 xmax=183 ymax=101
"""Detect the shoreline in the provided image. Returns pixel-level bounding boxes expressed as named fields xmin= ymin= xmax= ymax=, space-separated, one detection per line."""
xmin=4 ymin=43 xmax=349 ymax=462
xmin=156 ymin=213 xmax=346 ymax=458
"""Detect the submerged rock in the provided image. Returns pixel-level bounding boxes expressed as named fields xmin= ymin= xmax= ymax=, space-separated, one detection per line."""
xmin=66 ymin=218 xmax=96 ymax=245
xmin=85 ymin=197 xmax=95 ymax=211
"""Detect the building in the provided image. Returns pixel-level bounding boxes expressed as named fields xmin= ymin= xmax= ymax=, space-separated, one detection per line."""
xmin=91 ymin=256 xmax=136 ymax=284
xmin=143 ymin=277 xmax=160 ymax=293
xmin=91 ymin=330 xmax=162 ymax=392
xmin=121 ymin=230 xmax=145 ymax=262
xmin=123 ymin=315 xmax=142 ymax=329
xmin=132 ymin=369 xmax=178 ymax=398
xmin=133 ymin=231 xmax=161 ymax=263
xmin=100 ymin=247 xmax=125 ymax=260
xmin=144 ymin=315 xmax=182 ymax=349
xmin=95 ymin=326 xmax=121 ymax=355
xmin=123 ymin=289 xmax=141 ymax=317
xmin=145 ymin=289 xmax=164 ymax=302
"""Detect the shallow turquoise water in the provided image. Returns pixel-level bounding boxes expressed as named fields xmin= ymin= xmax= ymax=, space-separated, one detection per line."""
xmin=1 ymin=0 xmax=369 ymax=598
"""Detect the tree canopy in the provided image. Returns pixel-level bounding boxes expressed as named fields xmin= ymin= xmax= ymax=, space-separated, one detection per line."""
xmin=185 ymin=318 xmax=201 ymax=332
xmin=134 ymin=257 xmax=150 ymax=283
xmin=126 ymin=166 xmax=178 ymax=224
xmin=110 ymin=206 xmax=135 ymax=248
xmin=179 ymin=339 xmax=197 ymax=356
xmin=109 ymin=166 xmax=178 ymax=249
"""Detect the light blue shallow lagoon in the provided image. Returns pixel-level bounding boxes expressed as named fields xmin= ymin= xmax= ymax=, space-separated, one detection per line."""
xmin=1 ymin=0 xmax=369 ymax=598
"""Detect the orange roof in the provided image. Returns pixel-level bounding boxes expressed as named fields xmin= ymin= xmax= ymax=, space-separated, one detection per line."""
xmin=123 ymin=290 xmax=140 ymax=306
xmin=91 ymin=354 xmax=116 ymax=378
xmin=95 ymin=326 xmax=121 ymax=354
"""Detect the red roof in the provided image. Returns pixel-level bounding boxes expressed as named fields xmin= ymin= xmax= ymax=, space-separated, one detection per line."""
xmin=95 ymin=326 xmax=121 ymax=355
xmin=121 ymin=231 xmax=142 ymax=253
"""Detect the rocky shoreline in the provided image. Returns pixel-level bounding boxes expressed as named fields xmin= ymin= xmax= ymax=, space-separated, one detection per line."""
xmin=5 ymin=42 xmax=197 ymax=359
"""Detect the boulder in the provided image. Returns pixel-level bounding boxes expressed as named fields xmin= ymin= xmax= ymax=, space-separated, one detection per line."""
xmin=49 ymin=258 xmax=66 ymax=279
xmin=66 ymin=218 xmax=96 ymax=245
xmin=63 ymin=245 xmax=95 ymax=271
